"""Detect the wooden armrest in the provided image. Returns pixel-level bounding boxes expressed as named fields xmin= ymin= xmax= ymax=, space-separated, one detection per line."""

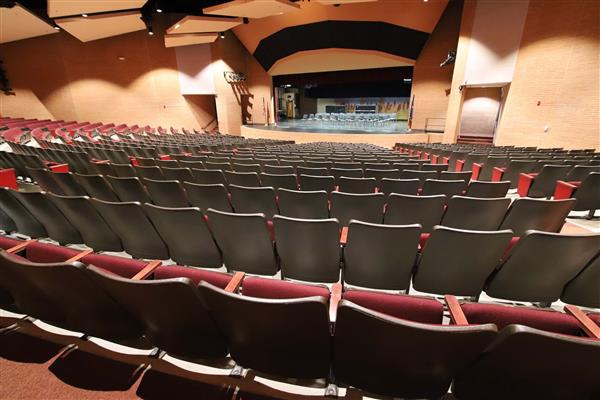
xmin=5 ymin=239 xmax=36 ymax=254
xmin=564 ymin=305 xmax=600 ymax=339
xmin=65 ymin=249 xmax=93 ymax=264
xmin=329 ymin=282 xmax=343 ymax=322
xmin=444 ymin=295 xmax=468 ymax=325
xmin=225 ymin=271 xmax=245 ymax=293
xmin=93 ymin=159 xmax=110 ymax=164
xmin=132 ymin=260 xmax=162 ymax=280
xmin=340 ymin=226 xmax=348 ymax=245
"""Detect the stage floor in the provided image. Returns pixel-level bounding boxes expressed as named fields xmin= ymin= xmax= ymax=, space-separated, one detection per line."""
xmin=269 ymin=119 xmax=409 ymax=134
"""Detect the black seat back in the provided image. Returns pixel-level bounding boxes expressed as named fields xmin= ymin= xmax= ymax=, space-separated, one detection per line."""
xmin=499 ymin=198 xmax=575 ymax=236
xmin=344 ymin=221 xmax=420 ymax=291
xmin=441 ymin=196 xmax=510 ymax=231
xmin=0 ymin=187 xmax=47 ymax=238
xmin=183 ymin=182 xmax=232 ymax=212
xmin=229 ymin=185 xmax=279 ymax=218
xmin=384 ymin=194 xmax=446 ymax=232
xmin=276 ymin=188 xmax=329 ymax=219
xmin=330 ymin=192 xmax=385 ymax=225
xmin=143 ymin=178 xmax=190 ymax=207
xmin=105 ymin=175 xmax=152 ymax=203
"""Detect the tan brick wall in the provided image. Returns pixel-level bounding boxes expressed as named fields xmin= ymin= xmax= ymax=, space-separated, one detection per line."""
xmin=410 ymin=0 xmax=462 ymax=132
xmin=495 ymin=0 xmax=600 ymax=150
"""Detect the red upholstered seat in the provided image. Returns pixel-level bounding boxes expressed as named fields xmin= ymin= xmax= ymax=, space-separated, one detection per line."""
xmin=343 ymin=290 xmax=443 ymax=324
xmin=4 ymin=252 xmax=29 ymax=263
xmin=461 ymin=303 xmax=582 ymax=335
xmin=242 ymin=276 xmax=330 ymax=299
xmin=25 ymin=241 xmax=80 ymax=263
xmin=154 ymin=265 xmax=231 ymax=288
xmin=0 ymin=236 xmax=23 ymax=250
xmin=81 ymin=254 xmax=148 ymax=278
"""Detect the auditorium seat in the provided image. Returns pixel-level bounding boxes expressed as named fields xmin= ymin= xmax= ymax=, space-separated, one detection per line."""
xmin=439 ymin=170 xmax=472 ymax=183
xmin=517 ymin=164 xmax=571 ymax=197
xmin=333 ymin=297 xmax=496 ymax=399
xmin=191 ymin=168 xmax=228 ymax=186
xmin=330 ymin=192 xmax=385 ymax=225
xmin=263 ymin=164 xmax=294 ymax=175
xmin=48 ymin=171 xmax=88 ymax=196
xmin=143 ymin=178 xmax=190 ymax=208
xmin=156 ymin=159 xmax=179 ymax=169
xmin=565 ymin=164 xmax=600 ymax=181
xmin=414 ymin=227 xmax=513 ymax=297
xmin=334 ymin=161 xmax=362 ymax=169
xmin=276 ymin=188 xmax=329 ymax=219
xmin=160 ymin=166 xmax=194 ymax=182
xmin=554 ymin=172 xmax=600 ymax=217
xmin=465 ymin=180 xmax=510 ymax=198
xmin=491 ymin=159 xmax=537 ymax=188
xmin=0 ymin=252 xmax=144 ymax=342
xmin=92 ymin=161 xmax=116 ymax=176
xmin=224 ymin=171 xmax=261 ymax=188
xmin=499 ymin=198 xmax=575 ymax=236
xmin=561 ymin=254 xmax=600 ymax=309
xmin=330 ymin=167 xmax=363 ymax=182
xmin=183 ymin=182 xmax=232 ymax=212
xmin=25 ymin=167 xmax=65 ymax=195
xmin=204 ymin=161 xmax=232 ymax=171
xmin=86 ymin=266 xmax=229 ymax=360
xmin=9 ymin=190 xmax=82 ymax=245
xmin=474 ymin=156 xmax=508 ymax=181
xmin=110 ymin=163 xmax=137 ymax=178
xmin=198 ymin=280 xmax=331 ymax=380
xmin=48 ymin=194 xmax=122 ymax=251
xmin=105 ymin=175 xmax=152 ymax=203
xmin=178 ymin=160 xmax=205 ymax=169
xmin=134 ymin=165 xmax=164 ymax=181
xmin=241 ymin=276 xmax=331 ymax=299
xmin=363 ymin=168 xmax=400 ymax=185
xmin=23 ymin=241 xmax=149 ymax=278
xmin=452 ymin=325 xmax=600 ymax=400
xmin=134 ymin=156 xmax=156 ymax=166
xmin=273 ymin=215 xmax=340 ymax=283
xmin=379 ymin=178 xmax=420 ymax=195
xmin=143 ymin=204 xmax=222 ymax=268
xmin=297 ymin=166 xmax=329 ymax=177
xmin=384 ymin=194 xmax=446 ymax=232
xmin=0 ymin=188 xmax=47 ymax=238
xmin=232 ymin=163 xmax=262 ymax=174
xmin=206 ymin=209 xmax=278 ymax=275
xmin=299 ymin=174 xmax=335 ymax=192
xmin=485 ymin=231 xmax=600 ymax=304
xmin=90 ymin=199 xmax=168 ymax=259
xmin=260 ymin=173 xmax=297 ymax=190
xmin=343 ymin=221 xmax=420 ymax=291
xmin=421 ymin=179 xmax=466 ymax=197
xmin=441 ymin=196 xmax=511 ymax=231
xmin=398 ymin=170 xmax=438 ymax=186
xmin=337 ymin=176 xmax=377 ymax=194
xmin=74 ymin=173 xmax=120 ymax=201
xmin=228 ymin=185 xmax=278 ymax=217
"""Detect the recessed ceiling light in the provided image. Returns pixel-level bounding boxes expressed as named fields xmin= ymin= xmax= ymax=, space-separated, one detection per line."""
xmin=156 ymin=8 xmax=162 ymax=13
xmin=53 ymin=25 xmax=60 ymax=30
xmin=117 ymin=56 xmax=126 ymax=61
xmin=81 ymin=13 xmax=88 ymax=17
xmin=219 ymin=32 xmax=225 ymax=38
xmin=423 ymin=0 xmax=428 ymax=2
xmin=174 ymin=23 xmax=180 ymax=29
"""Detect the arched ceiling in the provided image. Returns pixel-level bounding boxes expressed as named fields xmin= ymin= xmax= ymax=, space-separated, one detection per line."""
xmin=232 ymin=0 xmax=449 ymax=75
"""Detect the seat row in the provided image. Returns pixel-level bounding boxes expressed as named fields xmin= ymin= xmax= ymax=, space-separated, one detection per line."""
xmin=0 ymin=188 xmax=596 ymax=307
xmin=1 ymin=242 xmax=599 ymax=400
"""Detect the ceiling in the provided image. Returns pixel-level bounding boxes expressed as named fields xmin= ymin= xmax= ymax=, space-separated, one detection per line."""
xmin=4 ymin=0 xmax=449 ymax=66
xmin=0 ymin=3 xmax=57 ymax=44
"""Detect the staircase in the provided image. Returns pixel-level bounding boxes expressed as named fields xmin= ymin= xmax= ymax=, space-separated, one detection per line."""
xmin=457 ymin=135 xmax=494 ymax=145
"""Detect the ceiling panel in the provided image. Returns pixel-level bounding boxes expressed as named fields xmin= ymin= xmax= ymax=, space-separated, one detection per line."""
xmin=164 ymin=33 xmax=219 ymax=48
xmin=47 ymin=0 xmax=148 ymax=18
xmin=56 ymin=11 xmax=146 ymax=42
xmin=269 ymin=48 xmax=413 ymax=75
xmin=166 ymin=16 xmax=242 ymax=34
xmin=203 ymin=0 xmax=301 ymax=19
xmin=315 ymin=0 xmax=378 ymax=4
xmin=0 ymin=4 xmax=58 ymax=44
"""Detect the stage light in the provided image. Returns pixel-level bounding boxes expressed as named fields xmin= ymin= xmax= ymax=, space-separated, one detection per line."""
xmin=156 ymin=8 xmax=162 ymax=12
xmin=53 ymin=25 xmax=60 ymax=30
xmin=148 ymin=27 xmax=154 ymax=35
xmin=440 ymin=50 xmax=456 ymax=67
xmin=220 ymin=32 xmax=225 ymax=38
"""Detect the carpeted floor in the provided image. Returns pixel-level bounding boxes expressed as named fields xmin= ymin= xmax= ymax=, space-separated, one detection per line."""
xmin=0 ymin=332 xmax=273 ymax=400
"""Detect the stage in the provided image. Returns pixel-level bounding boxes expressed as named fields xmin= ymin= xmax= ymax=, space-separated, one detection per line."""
xmin=241 ymin=124 xmax=444 ymax=148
